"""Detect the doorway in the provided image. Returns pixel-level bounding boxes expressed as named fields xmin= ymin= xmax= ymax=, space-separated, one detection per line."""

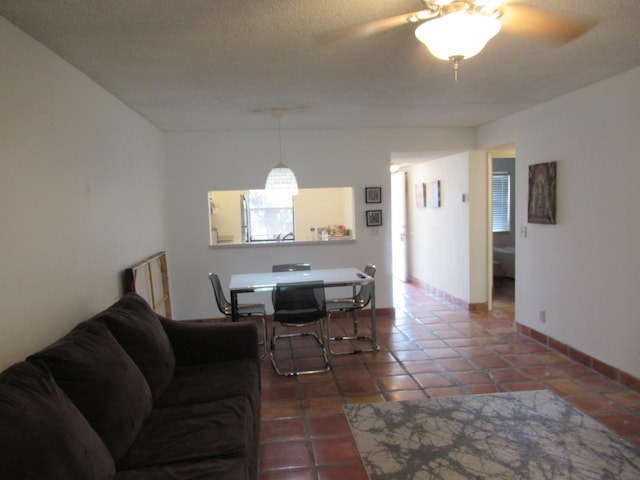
xmin=391 ymin=171 xmax=408 ymax=282
xmin=491 ymin=156 xmax=516 ymax=314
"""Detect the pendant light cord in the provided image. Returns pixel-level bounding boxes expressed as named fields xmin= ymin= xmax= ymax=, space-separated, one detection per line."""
xmin=275 ymin=109 xmax=284 ymax=166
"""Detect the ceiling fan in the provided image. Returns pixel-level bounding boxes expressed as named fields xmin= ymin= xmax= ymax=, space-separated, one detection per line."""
xmin=324 ymin=0 xmax=594 ymax=80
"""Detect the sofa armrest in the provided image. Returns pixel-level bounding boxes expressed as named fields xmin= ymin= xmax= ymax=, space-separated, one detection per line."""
xmin=158 ymin=317 xmax=259 ymax=366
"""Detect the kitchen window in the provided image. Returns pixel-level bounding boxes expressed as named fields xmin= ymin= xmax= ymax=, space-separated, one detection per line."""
xmin=247 ymin=190 xmax=295 ymax=242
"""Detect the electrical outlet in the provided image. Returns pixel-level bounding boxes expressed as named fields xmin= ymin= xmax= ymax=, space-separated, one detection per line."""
xmin=538 ymin=310 xmax=546 ymax=323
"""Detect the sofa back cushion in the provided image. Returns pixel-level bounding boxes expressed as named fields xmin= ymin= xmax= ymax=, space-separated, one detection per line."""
xmin=0 ymin=361 xmax=115 ymax=479
xmin=99 ymin=293 xmax=175 ymax=399
xmin=28 ymin=319 xmax=153 ymax=461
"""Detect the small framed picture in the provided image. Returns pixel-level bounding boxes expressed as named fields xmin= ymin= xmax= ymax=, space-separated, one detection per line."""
xmin=365 ymin=187 xmax=381 ymax=204
xmin=427 ymin=180 xmax=441 ymax=208
xmin=366 ymin=210 xmax=382 ymax=227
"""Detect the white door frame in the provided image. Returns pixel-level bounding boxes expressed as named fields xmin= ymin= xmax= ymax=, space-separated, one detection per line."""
xmin=391 ymin=170 xmax=408 ymax=282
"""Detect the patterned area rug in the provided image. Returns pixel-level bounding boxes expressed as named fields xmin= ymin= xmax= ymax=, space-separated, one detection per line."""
xmin=344 ymin=390 xmax=640 ymax=480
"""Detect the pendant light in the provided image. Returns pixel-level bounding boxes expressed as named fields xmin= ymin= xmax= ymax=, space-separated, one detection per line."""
xmin=265 ymin=109 xmax=298 ymax=195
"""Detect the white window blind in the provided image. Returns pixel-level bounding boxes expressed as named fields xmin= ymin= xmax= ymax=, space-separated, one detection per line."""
xmin=492 ymin=173 xmax=510 ymax=233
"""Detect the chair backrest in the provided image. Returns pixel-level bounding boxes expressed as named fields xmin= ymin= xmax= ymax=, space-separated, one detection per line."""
xmin=273 ymin=281 xmax=325 ymax=324
xmin=355 ymin=263 xmax=377 ymax=308
xmin=271 ymin=264 xmax=312 ymax=315
xmin=364 ymin=263 xmax=376 ymax=278
xmin=272 ymin=263 xmax=311 ymax=272
xmin=208 ymin=273 xmax=231 ymax=315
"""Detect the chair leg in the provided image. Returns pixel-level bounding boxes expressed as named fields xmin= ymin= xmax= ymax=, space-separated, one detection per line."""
xmin=352 ymin=310 xmax=359 ymax=337
xmin=269 ymin=321 xmax=330 ymax=376
xmin=327 ymin=310 xmax=378 ymax=355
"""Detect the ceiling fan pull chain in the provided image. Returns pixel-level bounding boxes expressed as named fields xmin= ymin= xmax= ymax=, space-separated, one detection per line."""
xmin=450 ymin=55 xmax=463 ymax=82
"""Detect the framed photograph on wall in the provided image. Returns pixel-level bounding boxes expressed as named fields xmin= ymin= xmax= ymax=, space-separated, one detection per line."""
xmin=365 ymin=187 xmax=381 ymax=203
xmin=366 ymin=210 xmax=382 ymax=227
xmin=427 ymin=180 xmax=441 ymax=208
xmin=528 ymin=161 xmax=557 ymax=224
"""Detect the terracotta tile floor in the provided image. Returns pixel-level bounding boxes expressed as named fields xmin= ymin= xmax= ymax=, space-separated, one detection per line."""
xmin=259 ymin=278 xmax=640 ymax=479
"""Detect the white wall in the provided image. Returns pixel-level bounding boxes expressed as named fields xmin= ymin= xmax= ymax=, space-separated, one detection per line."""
xmin=406 ymin=151 xmax=488 ymax=305
xmin=478 ymin=66 xmax=640 ymax=378
xmin=209 ymin=190 xmax=243 ymax=242
xmin=294 ymin=188 xmax=354 ymax=240
xmin=165 ymin=128 xmax=476 ymax=319
xmin=0 ymin=18 xmax=168 ymax=369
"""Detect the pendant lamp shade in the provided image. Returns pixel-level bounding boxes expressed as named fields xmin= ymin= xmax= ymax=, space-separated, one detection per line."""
xmin=414 ymin=11 xmax=500 ymax=61
xmin=265 ymin=109 xmax=298 ymax=195
xmin=265 ymin=162 xmax=298 ymax=195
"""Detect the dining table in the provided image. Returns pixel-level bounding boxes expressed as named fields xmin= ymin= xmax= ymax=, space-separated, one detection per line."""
xmin=229 ymin=267 xmax=378 ymax=351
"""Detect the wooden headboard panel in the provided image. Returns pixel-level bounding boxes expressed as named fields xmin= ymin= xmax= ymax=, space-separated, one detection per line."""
xmin=123 ymin=251 xmax=172 ymax=318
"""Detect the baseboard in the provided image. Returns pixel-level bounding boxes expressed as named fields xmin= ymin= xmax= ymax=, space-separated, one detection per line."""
xmin=374 ymin=307 xmax=395 ymax=317
xmin=516 ymin=322 xmax=640 ymax=395
xmin=408 ymin=276 xmax=486 ymax=312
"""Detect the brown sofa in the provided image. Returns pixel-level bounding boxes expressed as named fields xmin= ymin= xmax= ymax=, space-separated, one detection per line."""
xmin=0 ymin=293 xmax=261 ymax=479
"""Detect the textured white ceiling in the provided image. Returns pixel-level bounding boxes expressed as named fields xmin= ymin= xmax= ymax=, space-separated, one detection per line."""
xmin=1 ymin=0 xmax=639 ymax=131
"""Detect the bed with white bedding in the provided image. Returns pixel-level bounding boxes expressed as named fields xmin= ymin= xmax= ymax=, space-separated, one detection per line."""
xmin=493 ymin=246 xmax=515 ymax=278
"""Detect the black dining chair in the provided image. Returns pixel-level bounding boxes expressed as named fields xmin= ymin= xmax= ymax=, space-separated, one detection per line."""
xmin=208 ymin=273 xmax=267 ymax=358
xmin=324 ymin=264 xmax=377 ymax=355
xmin=270 ymin=281 xmax=330 ymax=376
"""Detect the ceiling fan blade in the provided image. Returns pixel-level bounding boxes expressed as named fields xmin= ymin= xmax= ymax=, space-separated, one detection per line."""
xmin=500 ymin=4 xmax=595 ymax=44
xmin=318 ymin=9 xmax=434 ymax=44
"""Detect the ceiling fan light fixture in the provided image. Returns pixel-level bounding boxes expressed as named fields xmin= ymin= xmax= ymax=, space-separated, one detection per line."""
xmin=414 ymin=11 xmax=501 ymax=61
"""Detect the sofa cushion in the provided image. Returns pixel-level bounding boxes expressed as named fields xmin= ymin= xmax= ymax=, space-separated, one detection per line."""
xmin=116 ymin=458 xmax=248 ymax=480
xmin=0 ymin=361 xmax=115 ymax=480
xmin=117 ymin=396 xmax=254 ymax=471
xmin=99 ymin=293 xmax=175 ymax=399
xmin=28 ymin=319 xmax=153 ymax=461
xmin=155 ymin=359 xmax=260 ymax=410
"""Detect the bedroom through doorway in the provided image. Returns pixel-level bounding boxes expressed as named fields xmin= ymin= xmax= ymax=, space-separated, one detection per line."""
xmin=491 ymin=156 xmax=516 ymax=315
